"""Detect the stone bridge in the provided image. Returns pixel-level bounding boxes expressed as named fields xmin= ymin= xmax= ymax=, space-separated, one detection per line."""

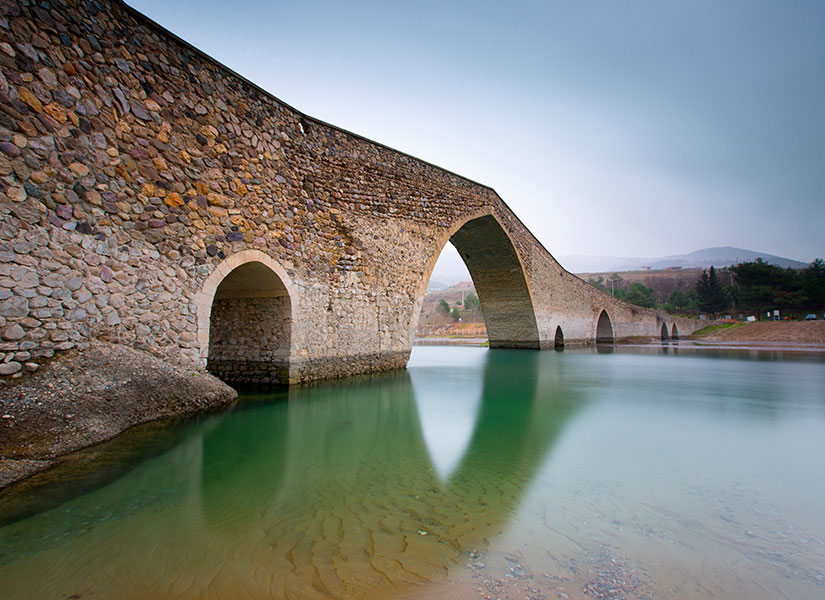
xmin=0 ymin=0 xmax=704 ymax=384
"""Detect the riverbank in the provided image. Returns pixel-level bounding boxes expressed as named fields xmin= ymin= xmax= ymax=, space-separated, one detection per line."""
xmin=691 ymin=319 xmax=825 ymax=343
xmin=0 ymin=342 xmax=237 ymax=489
xmin=683 ymin=320 xmax=825 ymax=353
xmin=415 ymin=320 xmax=825 ymax=353
xmin=414 ymin=337 xmax=488 ymax=346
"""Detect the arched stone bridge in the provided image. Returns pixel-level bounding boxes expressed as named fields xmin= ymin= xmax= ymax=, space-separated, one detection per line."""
xmin=0 ymin=0 xmax=704 ymax=384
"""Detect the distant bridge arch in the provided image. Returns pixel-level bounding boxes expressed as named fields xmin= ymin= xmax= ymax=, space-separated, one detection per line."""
xmin=596 ymin=310 xmax=614 ymax=344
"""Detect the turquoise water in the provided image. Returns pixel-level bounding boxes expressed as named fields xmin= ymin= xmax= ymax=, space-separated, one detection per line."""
xmin=1 ymin=346 xmax=824 ymax=599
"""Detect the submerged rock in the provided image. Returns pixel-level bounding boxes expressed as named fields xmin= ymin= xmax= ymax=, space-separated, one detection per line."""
xmin=0 ymin=341 xmax=237 ymax=488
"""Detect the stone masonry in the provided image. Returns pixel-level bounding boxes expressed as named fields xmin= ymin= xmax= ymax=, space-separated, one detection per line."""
xmin=0 ymin=0 xmax=705 ymax=385
xmin=208 ymin=296 xmax=290 ymax=385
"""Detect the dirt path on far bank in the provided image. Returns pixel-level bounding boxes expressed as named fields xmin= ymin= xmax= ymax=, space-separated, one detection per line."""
xmin=699 ymin=320 xmax=825 ymax=343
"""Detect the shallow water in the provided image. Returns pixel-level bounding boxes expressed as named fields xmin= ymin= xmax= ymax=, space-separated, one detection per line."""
xmin=1 ymin=346 xmax=824 ymax=599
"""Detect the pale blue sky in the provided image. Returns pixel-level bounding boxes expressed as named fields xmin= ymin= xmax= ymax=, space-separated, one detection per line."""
xmin=129 ymin=0 xmax=824 ymax=273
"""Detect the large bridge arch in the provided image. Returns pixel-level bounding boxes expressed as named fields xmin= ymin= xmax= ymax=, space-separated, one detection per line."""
xmin=196 ymin=250 xmax=296 ymax=385
xmin=415 ymin=212 xmax=541 ymax=349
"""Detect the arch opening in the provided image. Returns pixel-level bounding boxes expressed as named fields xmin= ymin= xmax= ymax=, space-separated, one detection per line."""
xmin=207 ymin=261 xmax=292 ymax=385
xmin=660 ymin=322 xmax=669 ymax=341
xmin=596 ymin=310 xmax=614 ymax=344
xmin=415 ymin=214 xmax=539 ymax=349
xmin=671 ymin=323 xmax=679 ymax=340
xmin=554 ymin=325 xmax=565 ymax=350
xmin=449 ymin=216 xmax=540 ymax=349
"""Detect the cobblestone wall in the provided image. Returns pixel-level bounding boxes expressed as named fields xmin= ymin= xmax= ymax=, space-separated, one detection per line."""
xmin=208 ymin=297 xmax=289 ymax=384
xmin=0 ymin=0 xmax=705 ymax=384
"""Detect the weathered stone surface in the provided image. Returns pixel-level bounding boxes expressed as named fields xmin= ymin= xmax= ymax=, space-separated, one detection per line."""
xmin=0 ymin=296 xmax=27 ymax=318
xmin=0 ymin=142 xmax=19 ymax=157
xmin=2 ymin=323 xmax=24 ymax=340
xmin=68 ymin=162 xmax=89 ymax=177
xmin=130 ymin=99 xmax=151 ymax=121
xmin=0 ymin=361 xmax=21 ymax=375
xmin=17 ymin=86 xmax=42 ymax=112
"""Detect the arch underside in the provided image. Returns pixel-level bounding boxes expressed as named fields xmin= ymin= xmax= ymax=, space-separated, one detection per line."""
xmin=449 ymin=216 xmax=540 ymax=349
xmin=596 ymin=310 xmax=614 ymax=344
xmin=207 ymin=261 xmax=292 ymax=385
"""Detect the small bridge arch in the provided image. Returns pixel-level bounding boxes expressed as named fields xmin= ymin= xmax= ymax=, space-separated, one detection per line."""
xmin=417 ymin=212 xmax=541 ymax=349
xmin=596 ymin=310 xmax=614 ymax=344
xmin=196 ymin=250 xmax=296 ymax=384
xmin=660 ymin=322 xmax=669 ymax=341
xmin=671 ymin=323 xmax=679 ymax=340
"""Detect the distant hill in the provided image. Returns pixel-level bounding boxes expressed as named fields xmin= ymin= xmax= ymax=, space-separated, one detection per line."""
xmin=561 ymin=246 xmax=808 ymax=273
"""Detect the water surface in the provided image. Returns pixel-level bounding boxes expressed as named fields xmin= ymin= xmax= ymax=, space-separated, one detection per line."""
xmin=1 ymin=346 xmax=823 ymax=599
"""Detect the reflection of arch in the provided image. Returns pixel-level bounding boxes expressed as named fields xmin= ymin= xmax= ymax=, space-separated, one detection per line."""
xmin=200 ymin=393 xmax=290 ymax=531
xmin=416 ymin=211 xmax=540 ymax=349
xmin=554 ymin=325 xmax=565 ymax=349
xmin=660 ymin=323 xmax=669 ymax=341
xmin=6 ymin=350 xmax=580 ymax=599
xmin=671 ymin=323 xmax=679 ymax=340
xmin=447 ymin=350 xmax=574 ymax=498
xmin=195 ymin=251 xmax=295 ymax=384
xmin=195 ymin=349 xmax=578 ymax=595
xmin=596 ymin=310 xmax=614 ymax=344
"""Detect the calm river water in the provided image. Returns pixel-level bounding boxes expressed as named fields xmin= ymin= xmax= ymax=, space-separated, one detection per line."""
xmin=1 ymin=346 xmax=824 ymax=599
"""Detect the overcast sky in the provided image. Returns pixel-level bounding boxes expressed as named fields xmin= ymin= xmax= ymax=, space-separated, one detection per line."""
xmin=129 ymin=0 xmax=824 ymax=280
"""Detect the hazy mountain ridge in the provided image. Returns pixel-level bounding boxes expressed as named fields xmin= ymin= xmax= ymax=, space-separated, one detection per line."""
xmin=561 ymin=246 xmax=808 ymax=274
xmin=426 ymin=279 xmax=450 ymax=292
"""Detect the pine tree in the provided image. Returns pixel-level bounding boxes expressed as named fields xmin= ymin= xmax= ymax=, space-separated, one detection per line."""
xmin=696 ymin=266 xmax=728 ymax=317
xmin=803 ymin=258 xmax=825 ymax=309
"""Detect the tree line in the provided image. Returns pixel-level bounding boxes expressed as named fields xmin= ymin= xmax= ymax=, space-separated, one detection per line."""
xmin=587 ymin=259 xmax=825 ymax=318
xmin=696 ymin=259 xmax=825 ymax=318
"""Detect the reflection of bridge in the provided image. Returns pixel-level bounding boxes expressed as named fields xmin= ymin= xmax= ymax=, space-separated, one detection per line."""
xmin=197 ymin=349 xmax=582 ymax=598
xmin=0 ymin=0 xmax=704 ymax=384
xmin=0 ymin=350 xmax=581 ymax=598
